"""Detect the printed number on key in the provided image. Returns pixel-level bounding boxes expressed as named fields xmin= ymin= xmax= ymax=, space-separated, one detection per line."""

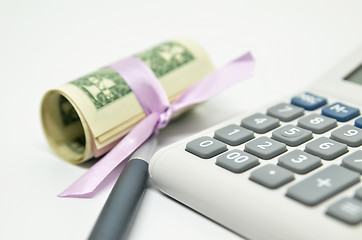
xmin=255 ymin=118 xmax=267 ymax=124
xmin=279 ymin=105 xmax=293 ymax=112
xmin=228 ymin=129 xmax=240 ymax=136
xmin=310 ymin=117 xmax=324 ymax=124
xmin=291 ymin=155 xmax=308 ymax=163
xmin=319 ymin=142 xmax=334 ymax=150
xmin=226 ymin=152 xmax=249 ymax=163
xmin=200 ymin=140 xmax=214 ymax=147
xmin=284 ymin=128 xmax=301 ymax=135
xmin=344 ymin=129 xmax=359 ymax=137
xmin=257 ymin=141 xmax=273 ymax=150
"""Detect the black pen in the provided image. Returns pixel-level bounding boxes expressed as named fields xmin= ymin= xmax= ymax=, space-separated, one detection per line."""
xmin=88 ymin=136 xmax=157 ymax=240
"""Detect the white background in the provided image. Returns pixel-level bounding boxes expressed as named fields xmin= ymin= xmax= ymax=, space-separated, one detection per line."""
xmin=1 ymin=0 xmax=362 ymax=239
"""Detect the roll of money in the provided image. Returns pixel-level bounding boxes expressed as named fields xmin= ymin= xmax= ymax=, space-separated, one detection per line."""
xmin=41 ymin=39 xmax=215 ymax=164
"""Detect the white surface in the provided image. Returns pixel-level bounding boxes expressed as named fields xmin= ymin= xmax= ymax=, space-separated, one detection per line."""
xmin=1 ymin=0 xmax=362 ymax=239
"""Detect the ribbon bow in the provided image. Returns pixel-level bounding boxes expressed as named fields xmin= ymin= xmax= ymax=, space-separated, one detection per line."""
xmin=59 ymin=52 xmax=254 ymax=197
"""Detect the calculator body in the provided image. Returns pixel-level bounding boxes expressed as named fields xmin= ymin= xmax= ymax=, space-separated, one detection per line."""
xmin=149 ymin=47 xmax=362 ymax=240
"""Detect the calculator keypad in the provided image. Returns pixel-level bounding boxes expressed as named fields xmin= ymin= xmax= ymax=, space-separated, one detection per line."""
xmin=267 ymin=103 xmax=304 ymax=122
xmin=286 ymin=165 xmax=360 ymax=206
xmin=184 ymin=91 xmax=362 ymax=225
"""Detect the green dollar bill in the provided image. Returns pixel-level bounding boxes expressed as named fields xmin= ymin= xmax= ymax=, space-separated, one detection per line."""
xmin=70 ymin=41 xmax=194 ymax=110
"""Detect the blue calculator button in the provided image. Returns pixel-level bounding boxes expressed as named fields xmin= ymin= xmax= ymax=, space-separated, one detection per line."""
xmin=291 ymin=92 xmax=327 ymax=110
xmin=356 ymin=117 xmax=362 ymax=128
xmin=322 ymin=102 xmax=360 ymax=122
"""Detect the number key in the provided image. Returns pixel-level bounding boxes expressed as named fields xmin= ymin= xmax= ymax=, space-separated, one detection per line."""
xmin=214 ymin=124 xmax=254 ymax=146
xmin=267 ymin=103 xmax=304 ymax=122
xmin=272 ymin=124 xmax=313 ymax=146
xmin=278 ymin=150 xmax=322 ymax=174
xmin=297 ymin=113 xmax=337 ymax=134
xmin=241 ymin=113 xmax=280 ymax=134
xmin=305 ymin=137 xmax=348 ymax=160
xmin=330 ymin=125 xmax=362 ymax=147
xmin=245 ymin=136 xmax=286 ymax=160
xmin=186 ymin=136 xmax=227 ymax=159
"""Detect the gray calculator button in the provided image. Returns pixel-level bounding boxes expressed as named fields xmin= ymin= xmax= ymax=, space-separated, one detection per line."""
xmin=249 ymin=164 xmax=294 ymax=189
xmin=331 ymin=125 xmax=362 ymax=147
xmin=341 ymin=150 xmax=362 ymax=174
xmin=241 ymin=113 xmax=280 ymax=134
xmin=267 ymin=103 xmax=304 ymax=122
xmin=186 ymin=136 xmax=227 ymax=159
xmin=297 ymin=113 xmax=337 ymax=134
xmin=216 ymin=150 xmax=259 ymax=173
xmin=272 ymin=125 xmax=313 ymax=147
xmin=326 ymin=198 xmax=362 ymax=225
xmin=355 ymin=187 xmax=362 ymax=200
xmin=244 ymin=136 xmax=286 ymax=160
xmin=286 ymin=165 xmax=360 ymax=206
xmin=278 ymin=150 xmax=322 ymax=174
xmin=214 ymin=124 xmax=254 ymax=146
xmin=305 ymin=137 xmax=348 ymax=160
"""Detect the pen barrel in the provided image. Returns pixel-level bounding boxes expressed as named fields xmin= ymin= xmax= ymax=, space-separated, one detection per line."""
xmin=88 ymin=158 xmax=149 ymax=240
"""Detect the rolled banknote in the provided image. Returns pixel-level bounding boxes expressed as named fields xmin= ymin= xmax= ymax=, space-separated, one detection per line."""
xmin=41 ymin=39 xmax=215 ymax=164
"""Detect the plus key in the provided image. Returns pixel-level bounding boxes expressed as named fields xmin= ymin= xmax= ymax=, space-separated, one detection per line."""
xmin=286 ymin=165 xmax=360 ymax=206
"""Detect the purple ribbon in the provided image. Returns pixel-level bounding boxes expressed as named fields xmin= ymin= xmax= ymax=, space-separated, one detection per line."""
xmin=59 ymin=52 xmax=254 ymax=198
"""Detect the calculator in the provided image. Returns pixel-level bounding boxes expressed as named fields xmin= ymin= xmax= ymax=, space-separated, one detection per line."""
xmin=149 ymin=47 xmax=362 ymax=240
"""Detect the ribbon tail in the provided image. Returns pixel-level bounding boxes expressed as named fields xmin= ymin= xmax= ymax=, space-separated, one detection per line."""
xmin=172 ymin=52 xmax=255 ymax=112
xmin=58 ymin=113 xmax=159 ymax=198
